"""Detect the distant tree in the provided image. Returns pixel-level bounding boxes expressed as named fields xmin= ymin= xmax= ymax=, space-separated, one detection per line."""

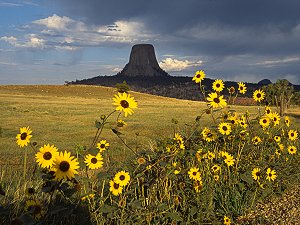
xmin=263 ymin=79 xmax=294 ymax=116
xmin=291 ymin=91 xmax=300 ymax=106
xmin=115 ymin=81 xmax=130 ymax=93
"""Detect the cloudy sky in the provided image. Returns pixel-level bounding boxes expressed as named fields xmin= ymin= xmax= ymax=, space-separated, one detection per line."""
xmin=1 ymin=0 xmax=300 ymax=84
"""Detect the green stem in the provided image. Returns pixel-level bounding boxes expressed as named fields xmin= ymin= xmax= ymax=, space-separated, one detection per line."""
xmin=23 ymin=148 xmax=28 ymax=180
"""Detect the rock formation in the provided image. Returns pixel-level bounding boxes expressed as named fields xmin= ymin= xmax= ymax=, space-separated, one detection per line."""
xmin=118 ymin=44 xmax=169 ymax=77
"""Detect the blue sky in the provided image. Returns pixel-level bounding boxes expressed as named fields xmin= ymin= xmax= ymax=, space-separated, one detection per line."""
xmin=1 ymin=0 xmax=300 ymax=84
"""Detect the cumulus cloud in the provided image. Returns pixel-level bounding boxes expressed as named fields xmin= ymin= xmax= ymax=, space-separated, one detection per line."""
xmin=159 ymin=58 xmax=202 ymax=72
xmin=1 ymin=35 xmax=45 ymax=49
xmin=33 ymin=14 xmax=76 ymax=31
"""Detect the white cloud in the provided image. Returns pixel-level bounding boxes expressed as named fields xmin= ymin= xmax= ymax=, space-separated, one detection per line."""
xmin=112 ymin=67 xmax=122 ymax=72
xmin=159 ymin=57 xmax=203 ymax=72
xmin=253 ymin=57 xmax=300 ymax=67
xmin=33 ymin=14 xmax=76 ymax=31
xmin=1 ymin=35 xmax=45 ymax=49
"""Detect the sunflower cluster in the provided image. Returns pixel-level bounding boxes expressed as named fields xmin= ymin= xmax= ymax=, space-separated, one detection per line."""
xmin=109 ymin=170 xmax=131 ymax=196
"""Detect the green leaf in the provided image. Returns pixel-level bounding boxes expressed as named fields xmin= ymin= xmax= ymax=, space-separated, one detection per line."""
xmin=158 ymin=203 xmax=169 ymax=211
xmin=89 ymin=147 xmax=100 ymax=155
xmin=190 ymin=206 xmax=197 ymax=216
xmin=99 ymin=204 xmax=117 ymax=213
xmin=240 ymin=171 xmax=254 ymax=185
xmin=129 ymin=199 xmax=142 ymax=209
xmin=166 ymin=212 xmax=183 ymax=221
xmin=95 ymin=120 xmax=102 ymax=128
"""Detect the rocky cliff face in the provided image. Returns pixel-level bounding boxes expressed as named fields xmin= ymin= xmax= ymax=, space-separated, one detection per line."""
xmin=118 ymin=44 xmax=169 ymax=77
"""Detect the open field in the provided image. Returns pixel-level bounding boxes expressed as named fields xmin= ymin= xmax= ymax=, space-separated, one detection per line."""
xmin=1 ymin=85 xmax=300 ymax=224
xmin=1 ymin=85 xmax=300 ymax=160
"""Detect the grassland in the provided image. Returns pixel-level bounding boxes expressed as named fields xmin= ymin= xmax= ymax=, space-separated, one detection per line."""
xmin=1 ymin=84 xmax=300 ymax=161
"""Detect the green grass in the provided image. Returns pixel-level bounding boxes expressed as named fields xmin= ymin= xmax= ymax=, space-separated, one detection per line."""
xmin=0 ymin=84 xmax=299 ymax=163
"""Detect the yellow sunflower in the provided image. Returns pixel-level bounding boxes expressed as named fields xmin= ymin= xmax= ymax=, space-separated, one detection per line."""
xmin=266 ymin=168 xmax=277 ymax=182
xmin=84 ymin=153 xmax=104 ymax=169
xmin=194 ymin=180 xmax=203 ymax=193
xmin=207 ymin=151 xmax=215 ymax=160
xmin=287 ymin=145 xmax=297 ymax=155
xmin=252 ymin=136 xmax=262 ymax=145
xmin=239 ymin=115 xmax=248 ymax=128
xmin=224 ymin=156 xmax=235 ymax=167
xmin=224 ymin=215 xmax=231 ymax=225
xmin=284 ymin=116 xmax=290 ymax=127
xmin=24 ymin=199 xmax=44 ymax=220
xmin=114 ymin=170 xmax=130 ymax=187
xmin=35 ymin=144 xmax=59 ymax=168
xmin=192 ymin=70 xmax=206 ymax=83
xmin=237 ymin=82 xmax=247 ymax=94
xmin=274 ymin=135 xmax=281 ymax=142
xmin=113 ymin=92 xmax=138 ymax=117
xmin=218 ymin=122 xmax=232 ymax=135
xmin=97 ymin=140 xmax=110 ymax=152
xmin=270 ymin=112 xmax=280 ymax=126
xmin=288 ymin=130 xmax=298 ymax=141
xmin=188 ymin=167 xmax=201 ymax=181
xmin=109 ymin=180 xmax=123 ymax=196
xmin=251 ymin=168 xmax=261 ymax=181
xmin=259 ymin=116 xmax=270 ymax=128
xmin=207 ymin=92 xmax=227 ymax=108
xmin=211 ymin=165 xmax=221 ymax=174
xmin=212 ymin=79 xmax=225 ymax=92
xmin=228 ymin=115 xmax=238 ymax=125
xmin=213 ymin=175 xmax=220 ymax=181
xmin=16 ymin=126 xmax=32 ymax=147
xmin=52 ymin=151 xmax=80 ymax=181
xmin=253 ymin=89 xmax=265 ymax=103
xmin=264 ymin=106 xmax=272 ymax=115
xmin=117 ymin=119 xmax=127 ymax=128
xmin=201 ymin=127 xmax=215 ymax=142
xmin=228 ymin=86 xmax=235 ymax=94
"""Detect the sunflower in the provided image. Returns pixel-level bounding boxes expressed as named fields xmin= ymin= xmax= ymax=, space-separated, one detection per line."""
xmin=264 ymin=106 xmax=272 ymax=115
xmin=52 ymin=151 xmax=80 ymax=181
xmin=173 ymin=133 xmax=185 ymax=150
xmin=84 ymin=153 xmax=103 ymax=170
xmin=237 ymin=82 xmax=247 ymax=94
xmin=287 ymin=145 xmax=297 ymax=155
xmin=25 ymin=200 xmax=44 ymax=220
xmin=270 ymin=112 xmax=280 ymax=126
xmin=251 ymin=168 xmax=261 ymax=181
xmin=274 ymin=135 xmax=281 ymax=142
xmin=239 ymin=116 xmax=248 ymax=128
xmin=212 ymin=79 xmax=225 ymax=92
xmin=16 ymin=126 xmax=32 ymax=147
xmin=266 ymin=168 xmax=277 ymax=182
xmin=218 ymin=122 xmax=232 ymax=135
xmin=259 ymin=116 xmax=270 ymax=128
xmin=97 ymin=140 xmax=110 ymax=152
xmin=201 ymin=127 xmax=215 ymax=142
xmin=114 ymin=170 xmax=130 ymax=186
xmin=207 ymin=151 xmax=215 ymax=160
xmin=188 ymin=167 xmax=201 ymax=181
xmin=224 ymin=156 xmax=235 ymax=167
xmin=288 ymin=130 xmax=298 ymax=141
xmin=109 ymin=180 xmax=123 ymax=196
xmin=192 ymin=70 xmax=206 ymax=83
xmin=284 ymin=116 xmax=290 ymax=127
xmin=137 ymin=157 xmax=146 ymax=165
xmin=228 ymin=86 xmax=235 ymax=94
xmin=174 ymin=168 xmax=181 ymax=175
xmin=113 ymin=92 xmax=138 ymax=117
xmin=253 ymin=89 xmax=265 ymax=103
xmin=194 ymin=180 xmax=203 ymax=193
xmin=207 ymin=92 xmax=227 ymax=108
xmin=25 ymin=187 xmax=35 ymax=196
xmin=278 ymin=143 xmax=284 ymax=151
xmin=213 ymin=175 xmax=220 ymax=181
xmin=228 ymin=115 xmax=238 ymax=125
xmin=224 ymin=215 xmax=231 ymax=225
xmin=35 ymin=144 xmax=59 ymax=168
xmin=117 ymin=119 xmax=127 ymax=127
xmin=211 ymin=165 xmax=221 ymax=174
xmin=252 ymin=136 xmax=262 ymax=145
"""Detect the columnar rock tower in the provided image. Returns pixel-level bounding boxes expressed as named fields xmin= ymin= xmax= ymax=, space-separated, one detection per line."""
xmin=118 ymin=44 xmax=169 ymax=77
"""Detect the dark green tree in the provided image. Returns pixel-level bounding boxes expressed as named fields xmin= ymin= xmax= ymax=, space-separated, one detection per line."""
xmin=115 ymin=81 xmax=130 ymax=93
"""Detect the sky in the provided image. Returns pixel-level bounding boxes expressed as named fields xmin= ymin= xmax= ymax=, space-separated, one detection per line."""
xmin=1 ymin=0 xmax=300 ymax=85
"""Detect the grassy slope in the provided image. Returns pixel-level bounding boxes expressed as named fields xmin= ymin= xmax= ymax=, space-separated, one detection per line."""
xmin=0 ymin=85 xmax=299 ymax=163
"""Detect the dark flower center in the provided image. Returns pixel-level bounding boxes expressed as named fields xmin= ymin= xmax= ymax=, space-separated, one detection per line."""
xmin=291 ymin=133 xmax=294 ymax=137
xmin=27 ymin=188 xmax=35 ymax=194
xmin=20 ymin=133 xmax=27 ymax=140
xmin=119 ymin=175 xmax=125 ymax=181
xmin=216 ymin=83 xmax=220 ymax=88
xmin=196 ymin=74 xmax=200 ymax=78
xmin=59 ymin=161 xmax=70 ymax=172
xmin=120 ymin=100 xmax=129 ymax=108
xmin=266 ymin=109 xmax=271 ymax=114
xmin=91 ymin=157 xmax=97 ymax=164
xmin=192 ymin=172 xmax=197 ymax=176
xmin=263 ymin=119 xmax=267 ymax=123
xmin=256 ymin=172 xmax=260 ymax=177
xmin=113 ymin=183 xmax=119 ymax=189
xmin=100 ymin=144 xmax=105 ymax=149
xmin=213 ymin=98 xmax=220 ymax=103
xmin=256 ymin=93 xmax=261 ymax=98
xmin=223 ymin=126 xmax=228 ymax=131
xmin=43 ymin=152 xmax=52 ymax=160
